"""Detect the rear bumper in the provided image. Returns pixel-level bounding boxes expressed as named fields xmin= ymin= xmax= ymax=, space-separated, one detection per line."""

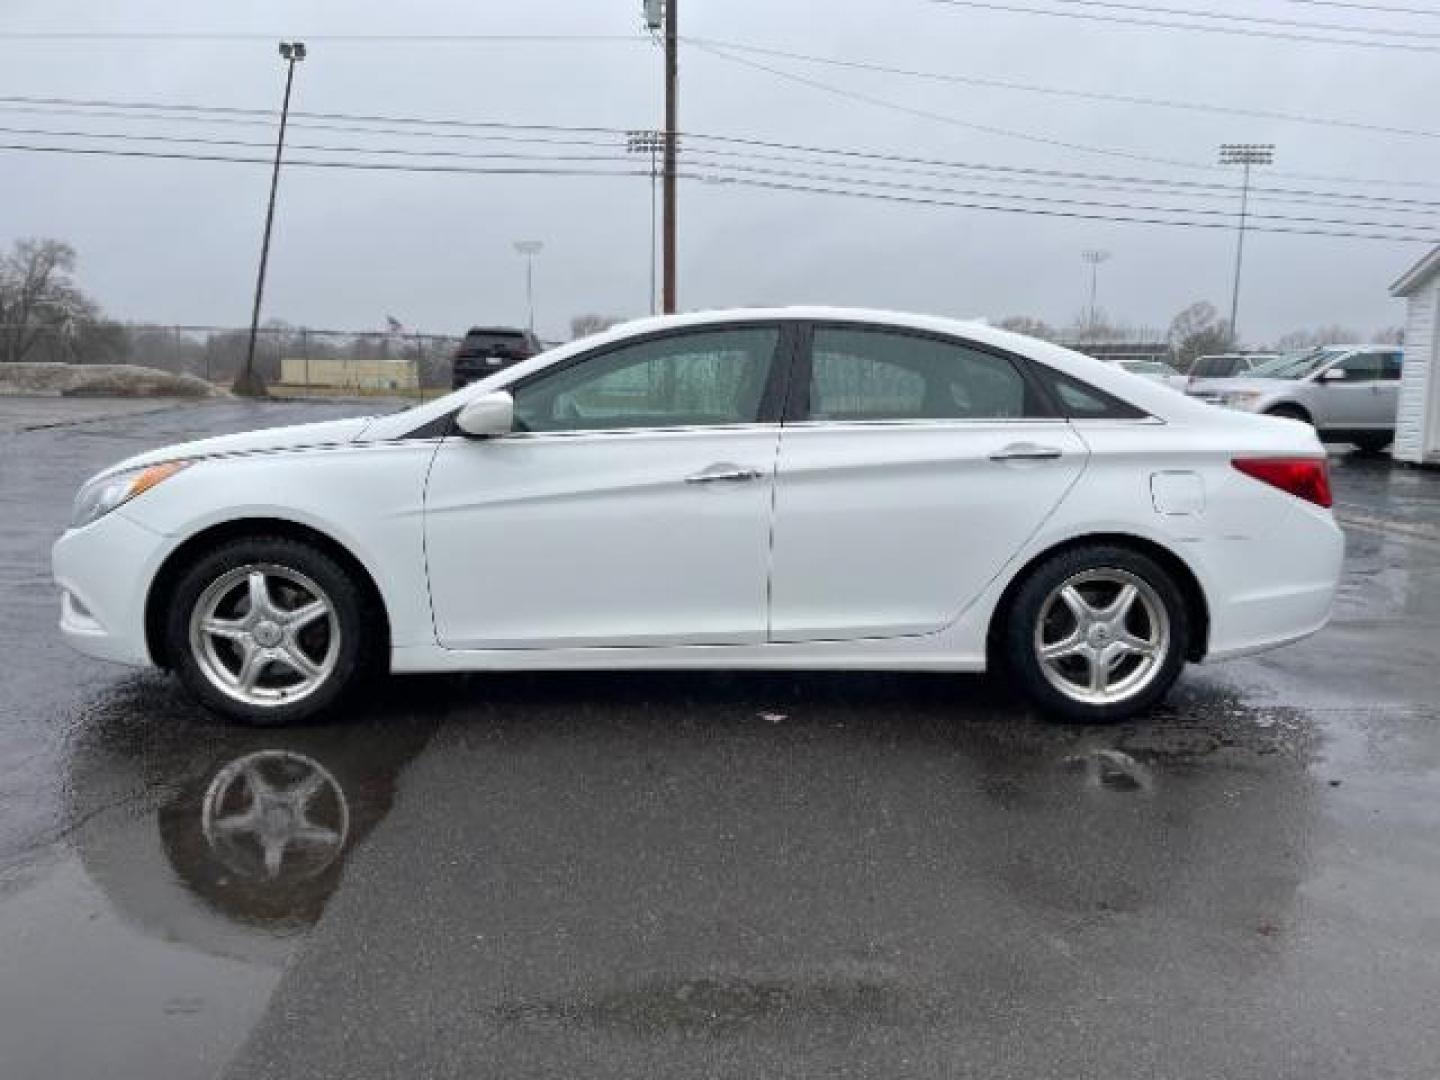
xmin=52 ymin=511 xmax=168 ymax=667
xmin=1200 ymin=505 xmax=1344 ymax=661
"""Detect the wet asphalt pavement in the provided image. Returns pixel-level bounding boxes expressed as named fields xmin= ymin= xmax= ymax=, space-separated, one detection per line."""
xmin=1 ymin=398 xmax=1438 ymax=1078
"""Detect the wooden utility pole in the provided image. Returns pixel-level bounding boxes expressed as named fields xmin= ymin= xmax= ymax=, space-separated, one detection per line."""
xmin=662 ymin=0 xmax=678 ymax=314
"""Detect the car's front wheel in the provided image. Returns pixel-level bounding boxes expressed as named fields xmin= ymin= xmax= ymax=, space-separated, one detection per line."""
xmin=165 ymin=536 xmax=378 ymax=725
xmin=1002 ymin=545 xmax=1189 ymax=723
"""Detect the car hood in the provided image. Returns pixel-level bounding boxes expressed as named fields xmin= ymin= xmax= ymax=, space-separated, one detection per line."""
xmin=99 ymin=416 xmax=377 ymax=477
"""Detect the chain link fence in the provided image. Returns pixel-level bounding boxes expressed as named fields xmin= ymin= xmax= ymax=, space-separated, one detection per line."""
xmin=1 ymin=324 xmax=463 ymax=401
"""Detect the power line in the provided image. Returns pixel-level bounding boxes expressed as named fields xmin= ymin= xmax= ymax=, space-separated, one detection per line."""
xmin=7 ymin=117 xmax=1438 ymax=216
xmin=689 ymin=43 xmax=1440 ymax=192
xmin=0 ymin=32 xmax=642 ymax=44
xmin=950 ymin=0 xmax=1440 ymax=38
xmin=690 ymin=40 xmax=1212 ymax=172
xmin=0 ymin=123 xmax=639 ymax=166
xmin=2 ymin=138 xmax=1436 ymax=242
xmin=924 ymin=0 xmax=1440 ymax=52
xmin=684 ymin=157 xmax=1438 ymax=233
xmin=1280 ymin=0 xmax=1440 ymax=15
xmin=5 ymin=92 xmax=1440 ymax=209
xmin=5 ymin=120 xmax=1427 ymax=224
xmin=7 ymin=90 xmax=1440 ymax=199
xmin=0 ymin=140 xmax=645 ymax=177
xmin=687 ymin=36 xmax=1440 ymax=142
xmin=693 ymin=172 xmax=1440 ymax=243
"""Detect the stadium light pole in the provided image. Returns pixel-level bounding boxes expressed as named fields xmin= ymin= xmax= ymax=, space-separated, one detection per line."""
xmin=1081 ymin=249 xmax=1110 ymax=332
xmin=1219 ymin=143 xmax=1274 ymax=345
xmin=627 ymin=130 xmax=665 ymax=315
xmin=513 ymin=240 xmax=543 ymax=334
xmin=236 ymin=40 xmax=305 ymax=398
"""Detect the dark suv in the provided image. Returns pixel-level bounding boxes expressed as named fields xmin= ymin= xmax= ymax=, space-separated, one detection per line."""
xmin=451 ymin=327 xmax=544 ymax=389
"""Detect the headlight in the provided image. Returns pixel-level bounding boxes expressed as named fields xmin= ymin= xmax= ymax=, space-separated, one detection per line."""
xmin=71 ymin=461 xmax=191 ymax=529
xmin=1219 ymin=391 xmax=1263 ymax=409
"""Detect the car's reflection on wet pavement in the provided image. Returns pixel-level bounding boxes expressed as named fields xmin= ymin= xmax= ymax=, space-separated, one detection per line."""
xmin=2 ymin=404 xmax=1439 ymax=1079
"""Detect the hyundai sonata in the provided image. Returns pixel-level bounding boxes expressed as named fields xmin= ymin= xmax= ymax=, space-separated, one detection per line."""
xmin=53 ymin=308 xmax=1343 ymax=725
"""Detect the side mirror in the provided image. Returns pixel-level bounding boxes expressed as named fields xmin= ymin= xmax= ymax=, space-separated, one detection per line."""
xmin=456 ymin=391 xmax=515 ymax=438
xmin=1320 ymin=367 xmax=1346 ymax=383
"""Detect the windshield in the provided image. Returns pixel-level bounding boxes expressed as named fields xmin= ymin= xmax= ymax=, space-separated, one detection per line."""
xmin=1250 ymin=348 xmax=1346 ymax=379
xmin=1121 ymin=361 xmax=1174 ymax=375
xmin=1192 ymin=356 xmax=1239 ymax=378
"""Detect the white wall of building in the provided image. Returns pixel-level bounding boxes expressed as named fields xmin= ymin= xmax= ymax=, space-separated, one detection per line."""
xmin=1393 ymin=254 xmax=1440 ymax=465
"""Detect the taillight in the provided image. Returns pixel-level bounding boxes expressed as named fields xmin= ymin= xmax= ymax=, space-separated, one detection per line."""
xmin=1232 ymin=457 xmax=1333 ymax=508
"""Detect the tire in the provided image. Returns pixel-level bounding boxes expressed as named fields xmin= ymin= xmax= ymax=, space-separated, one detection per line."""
xmin=1351 ymin=434 xmax=1392 ymax=455
xmin=1001 ymin=544 xmax=1190 ymax=723
xmin=1266 ymin=404 xmax=1311 ymax=424
xmin=164 ymin=535 xmax=380 ymax=726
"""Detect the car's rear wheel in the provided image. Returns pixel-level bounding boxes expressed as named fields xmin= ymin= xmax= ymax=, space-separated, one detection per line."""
xmin=1266 ymin=404 xmax=1310 ymax=424
xmin=1002 ymin=545 xmax=1189 ymax=723
xmin=165 ymin=537 xmax=377 ymax=726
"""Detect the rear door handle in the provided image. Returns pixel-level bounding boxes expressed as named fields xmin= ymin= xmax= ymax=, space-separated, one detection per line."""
xmin=989 ymin=442 xmax=1064 ymax=462
xmin=685 ymin=464 xmax=764 ymax=484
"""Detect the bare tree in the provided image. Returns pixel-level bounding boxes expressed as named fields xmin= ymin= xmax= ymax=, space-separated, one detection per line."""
xmin=1272 ymin=325 xmax=1363 ymax=352
xmin=1373 ymin=326 xmax=1405 ymax=345
xmin=0 ymin=238 xmax=100 ymax=363
xmin=1167 ymin=301 xmax=1234 ymax=371
xmin=995 ymin=315 xmax=1058 ymax=341
xmin=569 ymin=313 xmax=624 ymax=340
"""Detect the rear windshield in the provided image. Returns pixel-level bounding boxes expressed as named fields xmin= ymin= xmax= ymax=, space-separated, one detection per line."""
xmin=459 ymin=331 xmax=531 ymax=355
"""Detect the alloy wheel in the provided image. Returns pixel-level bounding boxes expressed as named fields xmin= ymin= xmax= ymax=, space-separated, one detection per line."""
xmin=188 ymin=564 xmax=341 ymax=707
xmin=1033 ymin=568 xmax=1170 ymax=706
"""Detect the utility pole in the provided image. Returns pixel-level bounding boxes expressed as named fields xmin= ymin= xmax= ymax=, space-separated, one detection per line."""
xmin=1219 ymin=143 xmax=1274 ymax=346
xmin=236 ymin=40 xmax=305 ymax=398
xmin=513 ymin=240 xmax=543 ymax=334
xmin=626 ymin=130 xmax=664 ymax=315
xmin=663 ymin=0 xmax=678 ymax=314
xmin=1081 ymin=249 xmax=1110 ymax=333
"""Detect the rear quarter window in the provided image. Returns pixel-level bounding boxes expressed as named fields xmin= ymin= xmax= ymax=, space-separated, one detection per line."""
xmin=1030 ymin=365 xmax=1148 ymax=420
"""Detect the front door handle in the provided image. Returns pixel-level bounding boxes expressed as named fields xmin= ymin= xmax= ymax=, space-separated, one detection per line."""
xmin=685 ymin=464 xmax=764 ymax=484
xmin=989 ymin=442 xmax=1064 ymax=462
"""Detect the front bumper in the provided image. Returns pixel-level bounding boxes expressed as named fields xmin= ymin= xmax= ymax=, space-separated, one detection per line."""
xmin=52 ymin=510 xmax=169 ymax=667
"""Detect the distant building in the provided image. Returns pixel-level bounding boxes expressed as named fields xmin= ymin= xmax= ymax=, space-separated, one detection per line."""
xmin=279 ymin=356 xmax=418 ymax=392
xmin=1390 ymin=246 xmax=1440 ymax=465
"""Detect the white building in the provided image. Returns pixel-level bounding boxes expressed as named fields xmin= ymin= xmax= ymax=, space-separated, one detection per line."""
xmin=1390 ymin=246 xmax=1440 ymax=465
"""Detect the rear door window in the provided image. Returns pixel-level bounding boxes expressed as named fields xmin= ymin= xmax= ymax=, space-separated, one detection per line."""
xmin=805 ymin=327 xmax=1045 ymax=421
xmin=1334 ymin=353 xmax=1383 ymax=382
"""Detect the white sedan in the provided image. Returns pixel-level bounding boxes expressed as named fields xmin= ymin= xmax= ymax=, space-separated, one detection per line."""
xmin=53 ymin=307 xmax=1343 ymax=725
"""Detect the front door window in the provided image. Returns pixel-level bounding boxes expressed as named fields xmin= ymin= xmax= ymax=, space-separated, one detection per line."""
xmin=512 ymin=327 xmax=781 ymax=433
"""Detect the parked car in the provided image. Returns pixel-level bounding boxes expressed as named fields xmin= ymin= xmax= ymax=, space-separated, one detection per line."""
xmin=451 ymin=326 xmax=543 ymax=389
xmin=1187 ymin=353 xmax=1277 ymax=388
xmin=1186 ymin=344 xmax=1404 ymax=453
xmin=54 ymin=307 xmax=1342 ymax=726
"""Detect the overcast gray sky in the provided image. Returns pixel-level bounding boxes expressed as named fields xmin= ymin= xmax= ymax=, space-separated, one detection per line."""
xmin=3 ymin=0 xmax=1437 ymax=344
